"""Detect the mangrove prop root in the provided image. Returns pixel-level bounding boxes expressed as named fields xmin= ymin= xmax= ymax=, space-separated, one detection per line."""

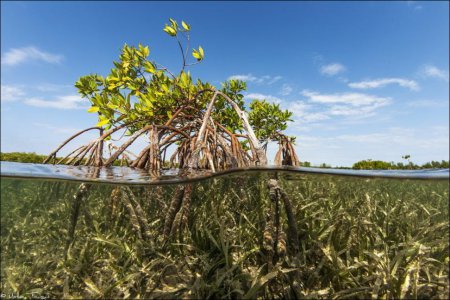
xmin=109 ymin=187 xmax=121 ymax=224
xmin=263 ymin=210 xmax=275 ymax=273
xmin=163 ymin=186 xmax=186 ymax=238
xmin=64 ymin=183 xmax=90 ymax=260
xmin=121 ymin=187 xmax=143 ymax=240
xmin=180 ymin=184 xmax=193 ymax=229
xmin=43 ymin=127 xmax=101 ymax=164
xmin=171 ymin=184 xmax=193 ymax=239
xmin=124 ymin=186 xmax=152 ymax=241
xmin=43 ymin=89 xmax=302 ymax=171
xmin=267 ymin=178 xmax=286 ymax=265
xmin=268 ymin=179 xmax=300 ymax=255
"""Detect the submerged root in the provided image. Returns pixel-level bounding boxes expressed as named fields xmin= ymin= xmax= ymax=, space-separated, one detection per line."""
xmin=162 ymin=184 xmax=194 ymax=242
xmin=171 ymin=184 xmax=193 ymax=240
xmin=163 ymin=186 xmax=186 ymax=239
xmin=262 ymin=178 xmax=300 ymax=278
xmin=262 ymin=210 xmax=275 ymax=272
xmin=268 ymin=179 xmax=299 ymax=256
xmin=65 ymin=183 xmax=90 ymax=260
xmin=123 ymin=186 xmax=152 ymax=241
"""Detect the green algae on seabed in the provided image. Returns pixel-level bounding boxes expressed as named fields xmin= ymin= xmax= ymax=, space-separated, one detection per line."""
xmin=1 ymin=170 xmax=449 ymax=299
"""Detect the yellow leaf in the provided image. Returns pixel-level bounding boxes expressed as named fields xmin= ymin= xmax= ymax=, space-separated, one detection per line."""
xmin=142 ymin=46 xmax=150 ymax=57
xmin=163 ymin=25 xmax=177 ymax=36
xmin=96 ymin=118 xmax=109 ymax=127
xmin=182 ymin=21 xmax=190 ymax=31
xmin=87 ymin=106 xmax=99 ymax=113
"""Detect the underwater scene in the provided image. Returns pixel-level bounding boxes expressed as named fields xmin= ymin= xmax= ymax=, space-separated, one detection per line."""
xmin=1 ymin=162 xmax=448 ymax=299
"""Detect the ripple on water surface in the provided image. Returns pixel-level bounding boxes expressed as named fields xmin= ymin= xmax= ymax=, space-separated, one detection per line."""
xmin=1 ymin=161 xmax=448 ymax=184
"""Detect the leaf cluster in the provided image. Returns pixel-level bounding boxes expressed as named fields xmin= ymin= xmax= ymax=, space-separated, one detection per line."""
xmin=74 ymin=18 xmax=296 ymax=154
xmin=248 ymin=99 xmax=293 ymax=142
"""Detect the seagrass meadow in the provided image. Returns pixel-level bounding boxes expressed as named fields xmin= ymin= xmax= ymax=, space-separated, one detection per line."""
xmin=1 ymin=171 xmax=448 ymax=299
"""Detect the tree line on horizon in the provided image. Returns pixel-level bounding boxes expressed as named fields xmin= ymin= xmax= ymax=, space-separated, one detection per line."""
xmin=2 ymin=152 xmax=448 ymax=170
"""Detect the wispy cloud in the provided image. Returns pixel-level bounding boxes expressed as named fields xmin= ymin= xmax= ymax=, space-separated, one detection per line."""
xmin=280 ymin=84 xmax=293 ymax=96
xmin=320 ymin=63 xmax=346 ymax=76
xmin=1 ymin=85 xmax=25 ymax=102
xmin=267 ymin=76 xmax=283 ymax=85
xmin=348 ymin=78 xmax=419 ymax=91
xmin=24 ymin=95 xmax=87 ymax=109
xmin=287 ymin=90 xmax=391 ymax=124
xmin=245 ymin=93 xmax=282 ymax=104
xmin=228 ymin=74 xmax=257 ymax=82
xmin=227 ymin=74 xmax=282 ymax=85
xmin=419 ymin=65 xmax=449 ymax=82
xmin=1 ymin=46 xmax=63 ymax=66
xmin=301 ymin=90 xmax=391 ymax=107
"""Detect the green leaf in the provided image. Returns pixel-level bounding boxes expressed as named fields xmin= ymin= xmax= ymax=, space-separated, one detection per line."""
xmin=87 ymin=106 xmax=99 ymax=113
xmin=144 ymin=61 xmax=155 ymax=73
xmin=161 ymin=83 xmax=169 ymax=93
xmin=138 ymin=44 xmax=150 ymax=57
xmin=107 ymin=103 xmax=118 ymax=110
xmin=179 ymin=71 xmax=190 ymax=88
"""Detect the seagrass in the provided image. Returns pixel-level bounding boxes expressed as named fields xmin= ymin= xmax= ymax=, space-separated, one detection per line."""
xmin=1 ymin=173 xmax=448 ymax=298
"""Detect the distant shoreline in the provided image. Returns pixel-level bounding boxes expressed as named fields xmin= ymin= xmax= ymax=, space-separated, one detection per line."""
xmin=1 ymin=152 xmax=448 ymax=170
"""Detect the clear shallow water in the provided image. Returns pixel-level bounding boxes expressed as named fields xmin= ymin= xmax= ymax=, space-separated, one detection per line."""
xmin=1 ymin=162 xmax=449 ymax=298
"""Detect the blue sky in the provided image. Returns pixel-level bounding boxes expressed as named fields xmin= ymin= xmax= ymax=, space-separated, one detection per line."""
xmin=1 ymin=1 xmax=449 ymax=167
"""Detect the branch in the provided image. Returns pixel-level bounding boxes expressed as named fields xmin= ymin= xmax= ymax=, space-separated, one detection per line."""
xmin=215 ymin=91 xmax=267 ymax=165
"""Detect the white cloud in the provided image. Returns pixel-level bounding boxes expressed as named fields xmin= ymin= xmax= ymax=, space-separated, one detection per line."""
xmin=280 ymin=84 xmax=293 ymax=96
xmin=420 ymin=65 xmax=449 ymax=82
xmin=1 ymin=85 xmax=25 ymax=102
xmin=227 ymin=74 xmax=282 ymax=85
xmin=288 ymin=101 xmax=329 ymax=123
xmin=301 ymin=90 xmax=391 ymax=107
xmin=327 ymin=103 xmax=387 ymax=117
xmin=24 ymin=95 xmax=87 ymax=109
xmin=245 ymin=93 xmax=282 ymax=104
xmin=228 ymin=74 xmax=257 ymax=82
xmin=1 ymin=46 xmax=63 ymax=66
xmin=289 ymin=101 xmax=312 ymax=115
xmin=348 ymin=78 xmax=419 ymax=91
xmin=302 ymin=112 xmax=330 ymax=122
xmin=320 ymin=63 xmax=346 ymax=76
xmin=286 ymin=90 xmax=391 ymax=124
xmin=267 ymin=76 xmax=282 ymax=85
